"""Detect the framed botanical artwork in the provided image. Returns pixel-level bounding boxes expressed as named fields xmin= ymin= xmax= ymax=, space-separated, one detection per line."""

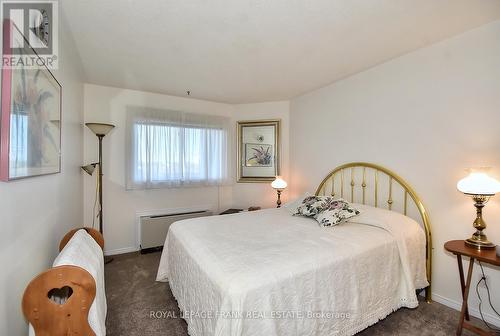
xmin=0 ymin=20 xmax=62 ymax=181
xmin=237 ymin=120 xmax=280 ymax=182
xmin=244 ymin=143 xmax=273 ymax=167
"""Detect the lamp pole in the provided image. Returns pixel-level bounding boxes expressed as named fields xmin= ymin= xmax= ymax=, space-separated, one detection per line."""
xmin=82 ymin=123 xmax=115 ymax=263
xmin=97 ymin=132 xmax=113 ymax=264
xmin=98 ymin=134 xmax=104 ymax=234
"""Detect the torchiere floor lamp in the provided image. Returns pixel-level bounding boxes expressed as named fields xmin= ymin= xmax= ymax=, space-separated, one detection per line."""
xmin=82 ymin=122 xmax=115 ymax=261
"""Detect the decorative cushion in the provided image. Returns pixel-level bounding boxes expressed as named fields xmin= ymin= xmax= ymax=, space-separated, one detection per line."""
xmin=314 ymin=199 xmax=360 ymax=227
xmin=293 ymin=195 xmax=332 ymax=217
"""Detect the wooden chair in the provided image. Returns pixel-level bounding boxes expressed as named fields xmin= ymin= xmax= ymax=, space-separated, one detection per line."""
xmin=22 ymin=227 xmax=104 ymax=336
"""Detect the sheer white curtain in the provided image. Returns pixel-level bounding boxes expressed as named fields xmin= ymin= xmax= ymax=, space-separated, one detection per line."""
xmin=126 ymin=106 xmax=231 ymax=189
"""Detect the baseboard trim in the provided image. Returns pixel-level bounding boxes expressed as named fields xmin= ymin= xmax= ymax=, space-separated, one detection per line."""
xmin=432 ymin=293 xmax=500 ymax=328
xmin=104 ymin=246 xmax=139 ymax=256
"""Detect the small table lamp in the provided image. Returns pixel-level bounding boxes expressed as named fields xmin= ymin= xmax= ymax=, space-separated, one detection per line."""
xmin=271 ymin=176 xmax=287 ymax=208
xmin=457 ymin=170 xmax=500 ymax=249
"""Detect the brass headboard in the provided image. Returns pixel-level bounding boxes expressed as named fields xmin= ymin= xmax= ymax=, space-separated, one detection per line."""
xmin=315 ymin=162 xmax=432 ymax=303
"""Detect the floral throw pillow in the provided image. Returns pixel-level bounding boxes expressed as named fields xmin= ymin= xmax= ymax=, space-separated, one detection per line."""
xmin=293 ymin=195 xmax=332 ymax=217
xmin=314 ymin=199 xmax=360 ymax=227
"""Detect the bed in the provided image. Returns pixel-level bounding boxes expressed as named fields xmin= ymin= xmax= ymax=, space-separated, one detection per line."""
xmin=156 ymin=162 xmax=432 ymax=336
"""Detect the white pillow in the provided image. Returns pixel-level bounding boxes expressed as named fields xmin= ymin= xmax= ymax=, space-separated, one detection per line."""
xmin=347 ymin=203 xmax=411 ymax=226
xmin=282 ymin=192 xmax=311 ymax=214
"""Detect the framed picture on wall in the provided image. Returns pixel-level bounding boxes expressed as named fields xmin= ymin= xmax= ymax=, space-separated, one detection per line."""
xmin=244 ymin=143 xmax=273 ymax=167
xmin=0 ymin=20 xmax=62 ymax=181
xmin=237 ymin=120 xmax=280 ymax=182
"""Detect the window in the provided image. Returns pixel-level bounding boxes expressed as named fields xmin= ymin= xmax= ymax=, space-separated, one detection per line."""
xmin=9 ymin=113 xmax=28 ymax=171
xmin=126 ymin=107 xmax=230 ymax=189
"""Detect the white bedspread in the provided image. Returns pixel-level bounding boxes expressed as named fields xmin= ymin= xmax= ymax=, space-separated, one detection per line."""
xmin=157 ymin=205 xmax=428 ymax=336
xmin=29 ymin=229 xmax=106 ymax=336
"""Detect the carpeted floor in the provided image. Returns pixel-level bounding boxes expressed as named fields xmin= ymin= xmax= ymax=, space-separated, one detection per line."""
xmin=105 ymin=251 xmax=482 ymax=336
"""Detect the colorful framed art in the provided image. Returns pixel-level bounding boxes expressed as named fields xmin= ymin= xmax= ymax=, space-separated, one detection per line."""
xmin=237 ymin=119 xmax=280 ymax=182
xmin=0 ymin=20 xmax=62 ymax=181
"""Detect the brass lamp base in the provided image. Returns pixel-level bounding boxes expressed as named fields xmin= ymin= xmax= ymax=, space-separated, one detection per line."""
xmin=465 ymin=195 xmax=496 ymax=250
xmin=276 ymin=190 xmax=282 ymax=208
xmin=465 ymin=236 xmax=496 ymax=250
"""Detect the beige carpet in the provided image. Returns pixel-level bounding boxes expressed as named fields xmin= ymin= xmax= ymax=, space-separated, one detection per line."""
xmin=105 ymin=251 xmax=486 ymax=336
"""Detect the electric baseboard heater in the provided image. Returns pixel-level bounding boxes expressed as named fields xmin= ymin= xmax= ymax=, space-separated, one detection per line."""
xmin=140 ymin=210 xmax=212 ymax=253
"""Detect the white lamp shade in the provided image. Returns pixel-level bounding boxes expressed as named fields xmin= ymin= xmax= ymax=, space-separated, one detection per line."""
xmin=457 ymin=172 xmax=500 ymax=196
xmin=86 ymin=122 xmax=115 ymax=136
xmin=271 ymin=176 xmax=287 ymax=190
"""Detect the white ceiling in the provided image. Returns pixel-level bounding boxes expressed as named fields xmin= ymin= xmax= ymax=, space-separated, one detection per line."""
xmin=62 ymin=0 xmax=500 ymax=103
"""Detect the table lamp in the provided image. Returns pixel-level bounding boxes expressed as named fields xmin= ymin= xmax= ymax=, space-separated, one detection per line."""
xmin=271 ymin=176 xmax=287 ymax=208
xmin=457 ymin=170 xmax=500 ymax=249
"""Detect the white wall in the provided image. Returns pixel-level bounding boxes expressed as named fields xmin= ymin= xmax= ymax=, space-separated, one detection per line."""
xmin=290 ymin=20 xmax=500 ymax=325
xmin=0 ymin=10 xmax=85 ymax=335
xmin=83 ymin=85 xmax=233 ymax=254
xmin=83 ymin=85 xmax=289 ymax=254
xmin=232 ymin=102 xmax=290 ymax=208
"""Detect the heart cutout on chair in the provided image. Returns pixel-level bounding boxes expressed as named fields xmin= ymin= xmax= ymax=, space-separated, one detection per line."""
xmin=47 ymin=286 xmax=73 ymax=305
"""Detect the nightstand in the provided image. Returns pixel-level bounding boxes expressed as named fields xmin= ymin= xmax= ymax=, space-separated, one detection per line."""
xmin=444 ymin=240 xmax=500 ymax=336
xmin=219 ymin=207 xmax=261 ymax=215
xmin=219 ymin=208 xmax=244 ymax=215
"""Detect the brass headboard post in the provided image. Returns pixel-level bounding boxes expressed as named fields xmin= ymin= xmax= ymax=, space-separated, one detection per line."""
xmin=315 ymin=162 xmax=432 ymax=303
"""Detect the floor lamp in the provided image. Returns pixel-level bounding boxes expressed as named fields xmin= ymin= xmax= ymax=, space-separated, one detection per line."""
xmin=82 ymin=123 xmax=115 ymax=251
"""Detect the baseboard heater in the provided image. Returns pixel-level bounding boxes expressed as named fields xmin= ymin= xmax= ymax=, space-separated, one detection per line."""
xmin=140 ymin=210 xmax=212 ymax=254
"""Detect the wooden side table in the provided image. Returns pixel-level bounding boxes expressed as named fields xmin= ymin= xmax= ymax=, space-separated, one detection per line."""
xmin=219 ymin=207 xmax=262 ymax=215
xmin=444 ymin=240 xmax=500 ymax=336
xmin=219 ymin=208 xmax=244 ymax=215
